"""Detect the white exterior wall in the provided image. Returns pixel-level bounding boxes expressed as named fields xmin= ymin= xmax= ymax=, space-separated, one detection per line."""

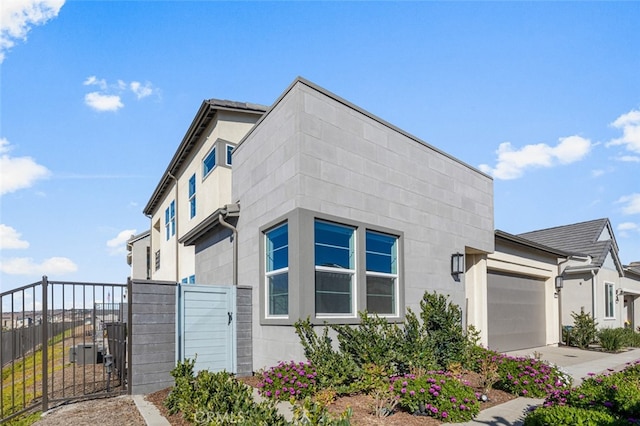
xmin=232 ymin=79 xmax=494 ymax=369
xmin=149 ymin=110 xmax=260 ymax=283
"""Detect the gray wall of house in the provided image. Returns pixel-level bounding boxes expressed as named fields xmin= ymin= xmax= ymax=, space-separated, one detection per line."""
xmin=231 ymin=80 xmax=494 ymax=370
xmin=194 ymin=225 xmax=234 ymax=285
xmin=130 ymin=280 xmax=176 ymax=395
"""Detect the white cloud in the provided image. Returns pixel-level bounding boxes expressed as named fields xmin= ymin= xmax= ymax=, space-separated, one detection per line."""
xmin=607 ymin=109 xmax=640 ymax=154
xmin=0 ymin=0 xmax=65 ymax=63
xmin=0 ymin=137 xmax=50 ymax=195
xmin=83 ymin=75 xmax=107 ymax=90
xmin=106 ymin=229 xmax=136 ymax=255
xmin=591 ymin=169 xmax=605 ymax=178
xmin=615 ymin=155 xmax=640 ymax=163
xmin=617 ymin=222 xmax=639 ymax=238
xmin=0 ymin=224 xmax=29 ymax=249
xmin=130 ymin=81 xmax=153 ymax=99
xmin=82 ymin=76 xmax=156 ymax=111
xmin=479 ymin=135 xmax=592 ymax=180
xmin=84 ymin=92 xmax=124 ymax=112
xmin=617 ymin=193 xmax=640 ymax=215
xmin=0 ymin=256 xmax=77 ymax=275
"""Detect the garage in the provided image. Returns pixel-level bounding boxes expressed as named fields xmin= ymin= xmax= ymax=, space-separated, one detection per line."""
xmin=487 ymin=270 xmax=546 ymax=352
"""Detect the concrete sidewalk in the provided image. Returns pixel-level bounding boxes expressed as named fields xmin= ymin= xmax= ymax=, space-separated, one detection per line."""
xmin=455 ymin=346 xmax=640 ymax=425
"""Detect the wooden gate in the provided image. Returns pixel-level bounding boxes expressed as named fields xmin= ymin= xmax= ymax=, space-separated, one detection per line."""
xmin=178 ymin=284 xmax=236 ymax=374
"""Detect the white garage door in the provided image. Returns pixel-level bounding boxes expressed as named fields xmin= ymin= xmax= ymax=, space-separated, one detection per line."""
xmin=178 ymin=284 xmax=236 ymax=373
xmin=487 ymin=271 xmax=546 ymax=352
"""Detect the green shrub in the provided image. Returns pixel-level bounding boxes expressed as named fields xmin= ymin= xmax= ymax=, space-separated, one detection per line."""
xmin=619 ymin=327 xmax=640 ymax=347
xmin=332 ymin=312 xmax=409 ymax=376
xmin=292 ymin=396 xmax=352 ymax=425
xmin=418 ymin=291 xmax=467 ymax=369
xmin=258 ymin=360 xmax=317 ymax=401
xmin=570 ymin=309 xmax=598 ymax=349
xmin=164 ymin=360 xmax=286 ymax=425
xmin=598 ymin=328 xmax=627 ymax=352
xmin=524 ymin=405 xmax=622 ymax=426
xmin=539 ymin=360 xmax=640 ymax=423
xmin=294 ymin=318 xmax=360 ymax=392
xmin=495 ymin=356 xmax=572 ymax=398
xmin=391 ymin=371 xmax=480 ymax=423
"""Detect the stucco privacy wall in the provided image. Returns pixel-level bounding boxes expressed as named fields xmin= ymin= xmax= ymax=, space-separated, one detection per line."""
xmin=232 ymin=78 xmax=494 ymax=370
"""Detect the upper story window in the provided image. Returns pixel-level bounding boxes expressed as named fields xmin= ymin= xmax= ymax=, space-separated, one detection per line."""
xmin=165 ymin=200 xmax=175 ymax=240
xmin=366 ymin=231 xmax=399 ymax=315
xmin=226 ymin=144 xmax=234 ymax=166
xmin=188 ymin=174 xmax=196 ymax=219
xmin=265 ymin=223 xmax=288 ymax=317
xmin=314 ymin=220 xmax=356 ymax=316
xmin=604 ymin=282 xmax=615 ymax=319
xmin=203 ymin=147 xmax=216 ymax=178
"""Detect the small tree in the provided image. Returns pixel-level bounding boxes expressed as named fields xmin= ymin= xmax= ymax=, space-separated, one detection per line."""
xmin=570 ymin=309 xmax=598 ymax=349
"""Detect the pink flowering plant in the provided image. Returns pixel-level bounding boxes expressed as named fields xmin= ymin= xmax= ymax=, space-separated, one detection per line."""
xmin=495 ymin=356 xmax=571 ymax=398
xmin=257 ymin=360 xmax=318 ymax=401
xmin=391 ymin=371 xmax=480 ymax=423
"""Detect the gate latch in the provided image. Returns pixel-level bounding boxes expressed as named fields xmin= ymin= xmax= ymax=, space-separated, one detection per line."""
xmin=228 ymin=312 xmax=233 ymax=325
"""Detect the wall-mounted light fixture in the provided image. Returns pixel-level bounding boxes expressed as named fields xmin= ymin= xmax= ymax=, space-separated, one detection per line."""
xmin=555 ymin=276 xmax=564 ymax=290
xmin=451 ymin=252 xmax=464 ymax=279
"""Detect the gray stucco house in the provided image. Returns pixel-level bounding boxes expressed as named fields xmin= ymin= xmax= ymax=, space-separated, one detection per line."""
xmin=518 ymin=218 xmax=640 ymax=331
xmin=169 ymin=77 xmax=494 ymax=371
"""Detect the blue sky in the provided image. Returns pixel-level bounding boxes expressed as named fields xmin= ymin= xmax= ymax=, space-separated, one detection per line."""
xmin=1 ymin=1 xmax=639 ymax=293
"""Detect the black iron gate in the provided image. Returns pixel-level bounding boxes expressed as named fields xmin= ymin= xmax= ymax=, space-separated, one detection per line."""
xmin=0 ymin=276 xmax=132 ymax=423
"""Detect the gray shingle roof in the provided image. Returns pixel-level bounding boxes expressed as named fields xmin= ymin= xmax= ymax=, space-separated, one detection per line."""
xmin=517 ymin=218 xmax=614 ymax=267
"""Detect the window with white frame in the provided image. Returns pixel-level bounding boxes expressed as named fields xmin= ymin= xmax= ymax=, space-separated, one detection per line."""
xmin=314 ymin=220 xmax=356 ymax=316
xmin=366 ymin=230 xmax=398 ymax=315
xmin=203 ymin=147 xmax=216 ymax=177
xmin=226 ymin=144 xmax=234 ymax=166
xmin=188 ymin=174 xmax=196 ymax=219
xmin=165 ymin=200 xmax=175 ymax=240
xmin=265 ymin=223 xmax=288 ymax=317
xmin=604 ymin=282 xmax=615 ymax=319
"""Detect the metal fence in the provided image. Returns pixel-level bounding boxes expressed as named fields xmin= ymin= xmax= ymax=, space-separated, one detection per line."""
xmin=0 ymin=276 xmax=131 ymax=423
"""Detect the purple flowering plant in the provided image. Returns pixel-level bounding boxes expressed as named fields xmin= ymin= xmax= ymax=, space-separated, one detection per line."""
xmin=495 ymin=355 xmax=571 ymax=398
xmin=258 ymin=360 xmax=318 ymax=401
xmin=390 ymin=371 xmax=480 ymax=423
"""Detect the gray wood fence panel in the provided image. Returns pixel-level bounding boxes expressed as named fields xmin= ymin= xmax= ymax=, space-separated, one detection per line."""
xmin=130 ymin=280 xmax=176 ymax=395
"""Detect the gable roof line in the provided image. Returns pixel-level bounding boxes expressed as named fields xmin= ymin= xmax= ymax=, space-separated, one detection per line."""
xmin=235 ymin=76 xmax=492 ymax=180
xmin=495 ymin=229 xmax=576 ymax=257
xmin=143 ymin=99 xmax=267 ymax=216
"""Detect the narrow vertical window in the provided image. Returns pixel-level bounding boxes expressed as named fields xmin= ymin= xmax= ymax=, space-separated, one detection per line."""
xmin=203 ymin=147 xmax=216 ymax=177
xmin=189 ymin=174 xmax=196 ymax=219
xmin=165 ymin=200 xmax=175 ymax=240
xmin=604 ymin=282 xmax=615 ymax=318
xmin=314 ymin=220 xmax=355 ymax=315
xmin=226 ymin=144 xmax=234 ymax=166
xmin=366 ymin=231 xmax=398 ymax=315
xmin=155 ymin=250 xmax=160 ymax=271
xmin=266 ymin=223 xmax=288 ymax=316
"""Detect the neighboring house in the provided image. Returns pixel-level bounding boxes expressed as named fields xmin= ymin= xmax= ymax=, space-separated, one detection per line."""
xmin=518 ymin=218 xmax=640 ymax=331
xmin=127 ymin=230 xmax=151 ymax=280
xmin=173 ymin=77 xmax=494 ymax=371
xmin=142 ymin=100 xmax=267 ymax=284
xmin=469 ymin=230 xmax=571 ymax=352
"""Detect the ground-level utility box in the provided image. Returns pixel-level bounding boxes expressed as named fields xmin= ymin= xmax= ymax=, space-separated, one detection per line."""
xmin=69 ymin=344 xmax=101 ymax=365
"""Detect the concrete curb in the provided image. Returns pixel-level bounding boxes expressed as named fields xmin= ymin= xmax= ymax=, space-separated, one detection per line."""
xmin=132 ymin=394 xmax=170 ymax=426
